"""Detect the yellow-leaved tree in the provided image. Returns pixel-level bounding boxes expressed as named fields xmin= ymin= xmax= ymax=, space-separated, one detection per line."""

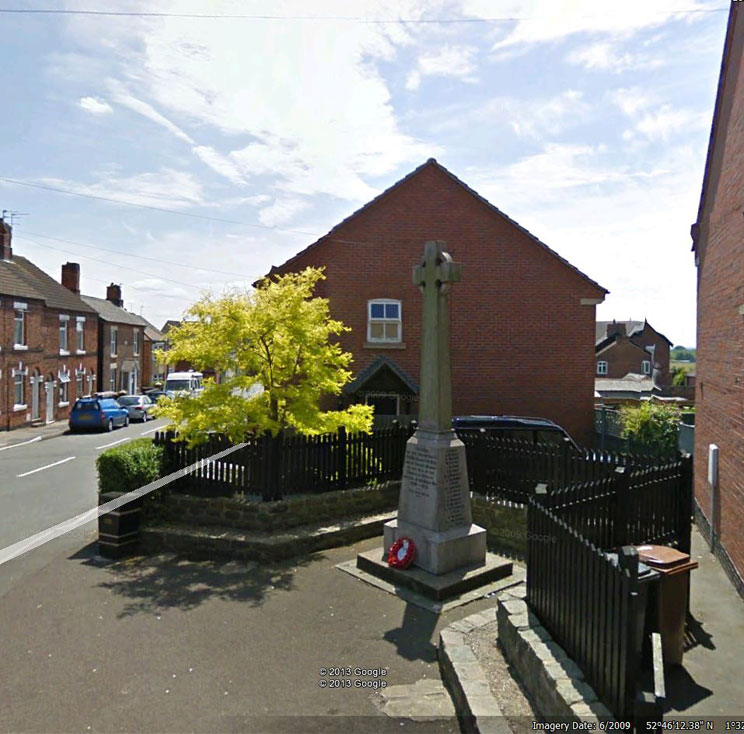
xmin=154 ymin=267 xmax=373 ymax=445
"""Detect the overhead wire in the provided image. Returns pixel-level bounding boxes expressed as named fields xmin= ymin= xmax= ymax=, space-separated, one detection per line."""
xmin=0 ymin=7 xmax=729 ymax=20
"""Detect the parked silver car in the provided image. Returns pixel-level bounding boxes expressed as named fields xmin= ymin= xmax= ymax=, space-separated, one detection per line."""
xmin=117 ymin=394 xmax=155 ymax=422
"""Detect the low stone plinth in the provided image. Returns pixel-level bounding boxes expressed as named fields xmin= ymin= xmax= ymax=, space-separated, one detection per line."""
xmin=356 ymin=549 xmax=512 ymax=601
xmin=497 ymin=583 xmax=614 ymax=723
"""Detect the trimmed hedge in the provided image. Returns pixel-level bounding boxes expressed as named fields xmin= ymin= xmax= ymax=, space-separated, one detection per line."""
xmin=96 ymin=438 xmax=166 ymax=495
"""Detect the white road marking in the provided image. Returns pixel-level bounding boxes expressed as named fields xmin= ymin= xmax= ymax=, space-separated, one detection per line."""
xmin=140 ymin=426 xmax=160 ymax=436
xmin=0 ymin=441 xmax=247 ymax=569
xmin=0 ymin=435 xmax=42 ymax=452
xmin=17 ymin=456 xmax=76 ymax=478
xmin=96 ymin=437 xmax=131 ymax=450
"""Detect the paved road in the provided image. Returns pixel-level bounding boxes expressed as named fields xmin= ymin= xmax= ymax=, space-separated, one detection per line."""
xmin=0 ymin=417 xmax=169 ymax=598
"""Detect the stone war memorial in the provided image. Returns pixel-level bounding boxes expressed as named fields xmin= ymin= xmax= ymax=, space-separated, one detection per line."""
xmin=357 ymin=241 xmax=512 ymax=601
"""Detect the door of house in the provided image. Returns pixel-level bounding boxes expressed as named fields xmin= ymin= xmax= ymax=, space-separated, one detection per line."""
xmin=45 ymin=380 xmax=55 ymax=423
xmin=31 ymin=373 xmax=40 ymax=421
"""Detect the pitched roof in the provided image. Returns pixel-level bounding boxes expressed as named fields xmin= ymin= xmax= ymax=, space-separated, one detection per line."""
xmin=161 ymin=319 xmax=181 ymax=333
xmin=596 ymin=320 xmax=645 ymax=343
xmin=595 ymin=375 xmax=660 ymax=395
xmin=269 ymin=158 xmax=608 ymax=296
xmin=343 ymin=355 xmax=419 ymax=395
xmin=81 ymin=295 xmax=148 ymax=326
xmin=137 ymin=315 xmax=165 ymax=341
xmin=0 ymin=255 xmax=96 ymax=312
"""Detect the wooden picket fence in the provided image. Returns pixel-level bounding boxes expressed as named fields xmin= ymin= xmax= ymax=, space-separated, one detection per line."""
xmin=154 ymin=424 xmax=413 ymax=500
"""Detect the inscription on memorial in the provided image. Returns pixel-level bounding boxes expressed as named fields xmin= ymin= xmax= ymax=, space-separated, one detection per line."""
xmin=402 ymin=446 xmax=438 ymax=500
xmin=443 ymin=448 xmax=468 ymax=528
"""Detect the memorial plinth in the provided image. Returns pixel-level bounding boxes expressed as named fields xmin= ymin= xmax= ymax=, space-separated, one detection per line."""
xmin=383 ymin=429 xmax=486 ymax=575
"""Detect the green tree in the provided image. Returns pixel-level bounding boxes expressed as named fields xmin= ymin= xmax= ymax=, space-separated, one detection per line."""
xmin=154 ymin=267 xmax=373 ymax=445
xmin=672 ymin=366 xmax=691 ymax=386
xmin=620 ymin=402 xmax=680 ymax=454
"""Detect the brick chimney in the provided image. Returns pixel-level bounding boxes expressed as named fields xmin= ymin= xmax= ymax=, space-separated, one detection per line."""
xmin=0 ymin=218 xmax=12 ymax=261
xmin=606 ymin=320 xmax=627 ymax=338
xmin=106 ymin=283 xmax=123 ymax=307
xmin=61 ymin=262 xmax=80 ymax=295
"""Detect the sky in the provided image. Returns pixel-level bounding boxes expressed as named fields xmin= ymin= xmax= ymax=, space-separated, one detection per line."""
xmin=0 ymin=1 xmax=731 ymax=348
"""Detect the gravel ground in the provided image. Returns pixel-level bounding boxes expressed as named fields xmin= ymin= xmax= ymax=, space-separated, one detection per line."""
xmin=468 ymin=619 xmax=541 ymax=734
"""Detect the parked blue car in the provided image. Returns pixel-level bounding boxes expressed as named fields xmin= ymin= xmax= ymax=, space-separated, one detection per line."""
xmin=68 ymin=397 xmax=129 ymax=432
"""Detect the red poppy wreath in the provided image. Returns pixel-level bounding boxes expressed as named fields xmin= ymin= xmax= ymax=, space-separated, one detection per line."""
xmin=387 ymin=537 xmax=416 ymax=569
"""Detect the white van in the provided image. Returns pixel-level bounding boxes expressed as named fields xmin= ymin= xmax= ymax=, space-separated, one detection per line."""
xmin=164 ymin=371 xmax=204 ymax=396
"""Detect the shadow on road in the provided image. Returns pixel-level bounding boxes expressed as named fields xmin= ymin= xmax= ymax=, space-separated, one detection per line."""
xmin=383 ymin=601 xmax=439 ymax=663
xmin=68 ymin=541 xmax=318 ymax=618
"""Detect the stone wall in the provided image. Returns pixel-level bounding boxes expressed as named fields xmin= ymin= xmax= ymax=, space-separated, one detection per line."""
xmin=472 ymin=496 xmax=527 ymax=558
xmin=150 ymin=481 xmax=402 ymax=531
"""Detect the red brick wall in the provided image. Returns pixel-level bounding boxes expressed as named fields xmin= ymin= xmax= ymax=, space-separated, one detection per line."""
xmin=0 ymin=300 xmax=98 ymax=430
xmin=694 ymin=4 xmax=744 ymax=587
xmin=97 ymin=323 xmax=145 ymax=393
xmin=596 ymin=337 xmax=650 ymax=379
xmin=272 ymin=163 xmax=605 ymax=445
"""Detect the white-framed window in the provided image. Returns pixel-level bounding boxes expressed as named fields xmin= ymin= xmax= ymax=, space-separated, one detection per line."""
xmin=110 ymin=366 xmax=117 ymax=392
xmin=76 ymin=317 xmax=85 ymax=352
xmin=76 ymin=370 xmax=84 ymax=398
xmin=12 ymin=363 xmax=27 ymax=408
xmin=59 ymin=315 xmax=69 ymax=353
xmin=367 ymin=299 xmax=402 ymax=343
xmin=58 ymin=368 xmax=70 ymax=405
xmin=110 ymin=326 xmax=118 ymax=357
xmin=596 ymin=361 xmax=608 ymax=375
xmin=133 ymin=328 xmax=140 ymax=356
xmin=641 ymin=360 xmax=651 ymax=375
xmin=87 ymin=372 xmax=95 ymax=394
xmin=14 ymin=304 xmax=26 ymax=347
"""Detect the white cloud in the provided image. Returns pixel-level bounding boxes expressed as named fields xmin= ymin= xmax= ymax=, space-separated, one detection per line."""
xmin=108 ymin=82 xmax=195 ymax=144
xmin=39 ymin=169 xmax=204 ymax=210
xmin=635 ymin=105 xmax=707 ymax=142
xmin=608 ymin=87 xmax=656 ymax=117
xmin=192 ymin=146 xmax=246 ymax=186
xmin=425 ymin=89 xmax=590 ymax=141
xmin=64 ymin=0 xmax=434 ymax=204
xmin=257 ymin=197 xmax=311 ymax=227
xmin=407 ymin=44 xmax=479 ymax=90
xmin=79 ymin=96 xmax=113 ymax=115
xmin=491 ymin=0 xmax=713 ymax=49
xmin=567 ymin=42 xmax=664 ymax=73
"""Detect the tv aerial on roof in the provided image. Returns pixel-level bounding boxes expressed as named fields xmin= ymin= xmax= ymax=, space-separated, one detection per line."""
xmin=1 ymin=210 xmax=29 ymax=226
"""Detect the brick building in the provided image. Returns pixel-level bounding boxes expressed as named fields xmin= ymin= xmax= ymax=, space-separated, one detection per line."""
xmin=0 ymin=220 xmax=98 ymax=431
xmin=691 ymin=2 xmax=744 ymax=597
xmin=81 ymin=286 xmax=147 ymax=394
xmin=268 ymin=159 xmax=607 ymax=445
xmin=595 ymin=320 xmax=671 ymax=385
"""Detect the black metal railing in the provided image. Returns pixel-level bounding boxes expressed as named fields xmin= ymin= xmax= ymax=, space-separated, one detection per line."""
xmin=527 ymin=496 xmax=652 ymax=721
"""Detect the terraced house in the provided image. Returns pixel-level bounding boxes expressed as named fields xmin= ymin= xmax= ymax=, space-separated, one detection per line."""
xmin=0 ymin=218 xmax=98 ymax=431
xmin=81 ymin=285 xmax=147 ymax=395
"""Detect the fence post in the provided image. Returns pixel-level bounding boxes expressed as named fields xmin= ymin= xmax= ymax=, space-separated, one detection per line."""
xmin=613 ymin=466 xmax=630 ymax=548
xmin=601 ymin=407 xmax=607 ymax=451
xmin=262 ymin=430 xmax=283 ymax=501
xmin=619 ymin=546 xmax=644 ymax=725
xmin=337 ymin=426 xmax=347 ymax=490
xmin=679 ymin=454 xmax=693 ymax=556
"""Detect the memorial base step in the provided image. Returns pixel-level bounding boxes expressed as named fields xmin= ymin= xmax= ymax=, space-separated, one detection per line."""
xmin=356 ymin=549 xmax=513 ymax=601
